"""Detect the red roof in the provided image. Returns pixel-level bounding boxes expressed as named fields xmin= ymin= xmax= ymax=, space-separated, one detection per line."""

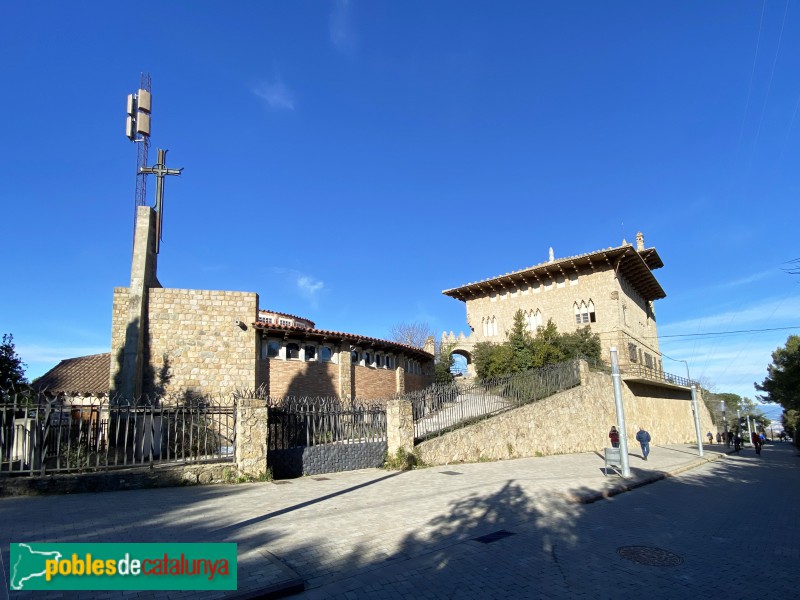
xmin=253 ymin=323 xmax=434 ymax=360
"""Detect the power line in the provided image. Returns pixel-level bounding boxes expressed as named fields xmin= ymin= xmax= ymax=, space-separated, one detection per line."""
xmin=597 ymin=325 xmax=799 ymax=341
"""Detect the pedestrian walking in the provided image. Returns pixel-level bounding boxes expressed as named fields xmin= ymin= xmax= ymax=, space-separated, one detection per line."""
xmin=751 ymin=431 xmax=762 ymax=456
xmin=716 ymin=432 xmax=721 ymax=444
xmin=635 ymin=426 xmax=651 ymax=461
xmin=707 ymin=431 xmax=713 ymax=445
xmin=734 ymin=434 xmax=741 ymax=452
xmin=609 ymin=426 xmax=620 ymax=448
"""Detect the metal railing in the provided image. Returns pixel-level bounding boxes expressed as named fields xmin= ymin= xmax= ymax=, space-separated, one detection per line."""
xmin=621 ymin=364 xmax=694 ymax=388
xmin=1 ymin=392 xmax=235 ymax=476
xmin=267 ymin=396 xmax=387 ymax=450
xmin=408 ymin=360 xmax=581 ymax=442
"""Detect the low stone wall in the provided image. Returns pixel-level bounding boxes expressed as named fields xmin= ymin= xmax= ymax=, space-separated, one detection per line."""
xmin=416 ymin=368 xmax=715 ymax=465
xmin=268 ymin=441 xmax=387 ymax=479
xmin=0 ymin=462 xmax=234 ymax=497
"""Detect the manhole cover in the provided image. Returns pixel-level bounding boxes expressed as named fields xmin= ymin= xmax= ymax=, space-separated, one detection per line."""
xmin=617 ymin=546 xmax=683 ymax=566
xmin=440 ymin=471 xmax=463 ymax=476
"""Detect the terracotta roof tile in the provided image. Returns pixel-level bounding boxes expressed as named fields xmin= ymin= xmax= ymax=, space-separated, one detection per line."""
xmin=33 ymin=353 xmax=110 ymax=396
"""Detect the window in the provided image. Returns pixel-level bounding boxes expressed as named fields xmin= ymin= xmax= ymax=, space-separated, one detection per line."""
xmin=376 ymin=354 xmax=384 ymax=367
xmin=286 ymin=343 xmax=300 ymax=359
xmin=258 ymin=316 xmax=274 ymax=324
xmin=351 ymin=350 xmax=359 ymax=363
xmin=386 ymin=355 xmax=394 ymax=369
xmin=574 ymin=301 xmax=596 ymax=324
xmin=278 ymin=318 xmax=292 ymax=326
xmin=483 ymin=317 xmax=497 ymax=337
xmin=304 ymin=345 xmax=316 ymax=361
xmin=264 ymin=340 xmax=280 ymax=359
xmin=644 ymin=353 xmax=653 ymax=369
xmin=628 ymin=343 xmax=638 ymax=363
xmin=365 ymin=352 xmax=373 ymax=366
xmin=320 ymin=347 xmax=332 ymax=362
xmin=525 ymin=310 xmax=542 ymax=332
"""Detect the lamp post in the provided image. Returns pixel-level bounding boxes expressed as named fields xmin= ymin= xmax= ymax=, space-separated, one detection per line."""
xmin=721 ymin=400 xmax=728 ymax=446
xmin=672 ymin=358 xmax=704 ymax=457
xmin=609 ymin=347 xmax=631 ymax=477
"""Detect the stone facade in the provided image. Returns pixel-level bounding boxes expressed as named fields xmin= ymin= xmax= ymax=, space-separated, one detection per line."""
xmin=386 ymin=399 xmax=414 ymax=457
xmin=442 ymin=234 xmax=665 ymax=375
xmin=236 ymin=398 xmax=269 ymax=477
xmin=415 ymin=365 xmax=715 ymax=465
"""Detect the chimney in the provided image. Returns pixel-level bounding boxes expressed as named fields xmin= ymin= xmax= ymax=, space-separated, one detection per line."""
xmin=636 ymin=232 xmax=645 ymax=251
xmin=548 ymin=247 xmax=555 ymax=262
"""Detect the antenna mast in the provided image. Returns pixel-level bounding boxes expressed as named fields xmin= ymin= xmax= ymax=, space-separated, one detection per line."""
xmin=126 ymin=73 xmax=152 ymax=213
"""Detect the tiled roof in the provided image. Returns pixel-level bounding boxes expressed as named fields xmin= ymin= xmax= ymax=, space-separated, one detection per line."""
xmin=253 ymin=323 xmax=434 ymax=359
xmin=33 ymin=353 xmax=110 ymax=396
xmin=258 ymin=309 xmax=315 ymax=328
xmin=442 ymin=243 xmax=666 ymax=303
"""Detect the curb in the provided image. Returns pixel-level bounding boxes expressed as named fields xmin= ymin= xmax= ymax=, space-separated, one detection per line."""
xmin=565 ymin=451 xmax=727 ymax=505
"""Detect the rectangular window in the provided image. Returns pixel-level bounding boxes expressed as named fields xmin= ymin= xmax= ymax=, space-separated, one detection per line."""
xmin=264 ymin=340 xmax=281 ymax=359
xmin=628 ymin=343 xmax=638 ymax=363
xmin=278 ymin=318 xmax=291 ymax=326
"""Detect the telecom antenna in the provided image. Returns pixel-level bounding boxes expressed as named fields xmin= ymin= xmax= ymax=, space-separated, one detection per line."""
xmin=125 ymin=73 xmax=152 ymax=210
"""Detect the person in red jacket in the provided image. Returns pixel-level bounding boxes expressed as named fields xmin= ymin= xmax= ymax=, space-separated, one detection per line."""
xmin=609 ymin=426 xmax=620 ymax=448
xmin=751 ymin=431 xmax=762 ymax=455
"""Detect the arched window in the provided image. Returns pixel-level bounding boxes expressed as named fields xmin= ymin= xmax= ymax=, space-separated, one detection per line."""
xmin=320 ymin=347 xmax=333 ymax=362
xmin=304 ymin=345 xmax=316 ymax=361
xmin=574 ymin=301 xmax=596 ymax=324
xmin=286 ymin=343 xmax=300 ymax=359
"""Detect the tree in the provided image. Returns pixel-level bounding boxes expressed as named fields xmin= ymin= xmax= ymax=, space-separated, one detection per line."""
xmin=389 ymin=322 xmax=435 ymax=350
xmin=755 ymin=335 xmax=800 ymax=412
xmin=434 ymin=343 xmax=455 ymax=384
xmin=472 ymin=311 xmax=601 ymax=380
xmin=0 ymin=333 xmax=28 ymax=390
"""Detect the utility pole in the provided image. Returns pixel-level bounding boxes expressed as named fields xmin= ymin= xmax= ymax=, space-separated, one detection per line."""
xmin=610 ymin=347 xmax=631 ymax=478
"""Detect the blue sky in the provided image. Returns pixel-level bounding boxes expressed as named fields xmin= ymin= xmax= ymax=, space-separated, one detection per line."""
xmin=1 ymin=1 xmax=797 ymax=421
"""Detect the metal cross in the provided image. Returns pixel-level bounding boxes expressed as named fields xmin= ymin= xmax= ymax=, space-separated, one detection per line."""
xmin=139 ymin=148 xmax=183 ymax=254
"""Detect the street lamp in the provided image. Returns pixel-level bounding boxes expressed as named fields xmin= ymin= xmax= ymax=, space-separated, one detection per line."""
xmin=720 ymin=400 xmax=728 ymax=446
xmin=668 ymin=357 xmax=704 ymax=458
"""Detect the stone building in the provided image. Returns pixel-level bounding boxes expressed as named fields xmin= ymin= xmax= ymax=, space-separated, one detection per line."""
xmin=38 ymin=206 xmax=433 ymax=405
xmin=441 ymin=233 xmax=666 ymax=377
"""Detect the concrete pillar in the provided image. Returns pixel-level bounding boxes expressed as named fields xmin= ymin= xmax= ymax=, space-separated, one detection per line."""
xmin=578 ymin=359 xmax=590 ymax=385
xmin=338 ymin=345 xmax=353 ymax=401
xmin=386 ymin=398 xmax=414 ymax=457
xmin=395 ymin=365 xmax=405 ymax=395
xmin=235 ymin=398 xmax=268 ymax=478
xmin=114 ymin=207 xmax=159 ymax=402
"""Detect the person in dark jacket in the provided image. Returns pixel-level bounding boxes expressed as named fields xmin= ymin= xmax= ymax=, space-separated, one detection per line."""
xmin=636 ymin=427 xmax=651 ymax=461
xmin=609 ymin=426 xmax=620 ymax=448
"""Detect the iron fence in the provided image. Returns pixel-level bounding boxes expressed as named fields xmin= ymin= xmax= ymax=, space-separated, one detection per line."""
xmin=621 ymin=364 xmax=694 ymax=388
xmin=408 ymin=360 xmax=581 ymax=442
xmin=0 ymin=392 xmax=235 ymax=476
xmin=267 ymin=396 xmax=387 ymax=450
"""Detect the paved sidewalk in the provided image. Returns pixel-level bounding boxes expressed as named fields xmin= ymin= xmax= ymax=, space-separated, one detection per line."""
xmin=1 ymin=444 xmax=731 ymax=599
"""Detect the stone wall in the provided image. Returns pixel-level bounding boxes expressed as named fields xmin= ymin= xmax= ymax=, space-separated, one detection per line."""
xmin=144 ymin=288 xmax=259 ymax=399
xmin=415 ymin=367 xmax=715 ymax=465
xmin=0 ymin=462 xmax=234 ymax=497
xmin=268 ymin=441 xmax=387 ymax=479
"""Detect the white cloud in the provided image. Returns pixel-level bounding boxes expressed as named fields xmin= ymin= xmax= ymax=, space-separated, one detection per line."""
xmin=253 ymin=80 xmax=295 ymax=111
xmin=329 ymin=0 xmax=355 ymax=53
xmin=297 ymin=276 xmax=324 ymax=299
xmin=659 ymin=296 xmax=799 ymax=335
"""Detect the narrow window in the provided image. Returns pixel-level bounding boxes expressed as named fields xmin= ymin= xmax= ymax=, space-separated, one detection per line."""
xmin=351 ymin=350 xmax=359 ymax=363
xmin=320 ymin=347 xmax=332 ymax=362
